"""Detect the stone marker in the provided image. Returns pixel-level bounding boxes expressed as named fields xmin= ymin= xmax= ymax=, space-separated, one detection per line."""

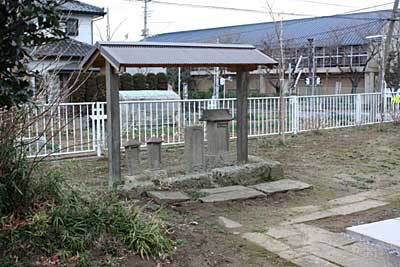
xmin=147 ymin=138 xmax=163 ymax=170
xmin=200 ymin=109 xmax=232 ymax=155
xmin=218 ymin=216 xmax=243 ymax=229
xmin=124 ymin=140 xmax=141 ymax=176
xmin=251 ymin=179 xmax=312 ymax=195
xmin=147 ymin=191 xmax=190 ymax=204
xmin=184 ymin=126 xmax=204 ymax=174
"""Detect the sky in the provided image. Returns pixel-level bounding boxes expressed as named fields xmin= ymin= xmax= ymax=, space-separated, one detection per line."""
xmin=82 ymin=0 xmax=394 ymax=42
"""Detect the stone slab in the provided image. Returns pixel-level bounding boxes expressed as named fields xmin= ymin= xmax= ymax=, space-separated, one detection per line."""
xmin=300 ymin=242 xmax=383 ymax=267
xmin=276 ymin=249 xmax=308 ymax=261
xmin=342 ymin=242 xmax=400 ymax=267
xmin=242 ymin=232 xmax=291 ymax=253
xmin=199 ymin=187 xmax=265 ymax=203
xmin=251 ymin=179 xmax=312 ymax=195
xmin=287 ymin=205 xmax=321 ymax=214
xmin=283 ymin=224 xmax=354 ymax=248
xmin=218 ymin=216 xmax=242 ymax=229
xmin=146 ymin=191 xmax=190 ymax=204
xmin=200 ymin=185 xmax=248 ymax=195
xmin=328 ymin=200 xmax=388 ymax=216
xmin=327 ymin=194 xmax=369 ymax=206
xmin=347 ymin=218 xmax=400 ymax=251
xmin=265 ymin=225 xmax=299 ymax=239
xmin=284 ymin=210 xmax=336 ymax=225
xmin=291 ymin=255 xmax=340 ymax=267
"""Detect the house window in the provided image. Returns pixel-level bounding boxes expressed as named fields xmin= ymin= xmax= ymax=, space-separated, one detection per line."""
xmin=64 ymin=18 xmax=79 ymax=37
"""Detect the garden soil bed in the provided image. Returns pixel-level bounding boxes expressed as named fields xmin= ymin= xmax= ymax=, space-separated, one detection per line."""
xmin=47 ymin=124 xmax=400 ymax=266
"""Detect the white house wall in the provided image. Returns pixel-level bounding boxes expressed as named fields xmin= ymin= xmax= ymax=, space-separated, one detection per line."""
xmin=72 ymin=14 xmax=93 ymax=44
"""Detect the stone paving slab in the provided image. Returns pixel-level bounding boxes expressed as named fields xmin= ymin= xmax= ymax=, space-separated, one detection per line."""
xmin=250 ymin=179 xmax=312 ymax=195
xmin=286 ymin=200 xmax=388 ymax=224
xmin=328 ymin=200 xmax=388 ymax=216
xmin=341 ymin=243 xmax=400 ymax=267
xmin=218 ymin=216 xmax=242 ymax=229
xmin=327 ymin=194 xmax=370 ymax=206
xmin=265 ymin=225 xmax=299 ymax=239
xmin=146 ymin=191 xmax=190 ymax=204
xmin=284 ymin=210 xmax=336 ymax=225
xmin=302 ymin=242 xmax=384 ymax=267
xmin=347 ymin=218 xmax=400 ymax=251
xmin=199 ymin=185 xmax=248 ymax=195
xmin=242 ymin=232 xmax=291 ymax=253
xmin=283 ymin=224 xmax=354 ymax=248
xmin=291 ymin=255 xmax=340 ymax=267
xmin=199 ymin=187 xmax=265 ymax=203
xmin=287 ymin=205 xmax=321 ymax=214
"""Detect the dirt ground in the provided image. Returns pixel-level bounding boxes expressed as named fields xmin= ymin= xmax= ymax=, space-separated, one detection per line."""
xmin=47 ymin=123 xmax=400 ymax=266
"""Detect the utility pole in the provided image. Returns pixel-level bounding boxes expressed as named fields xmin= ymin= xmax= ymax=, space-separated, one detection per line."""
xmin=307 ymin=38 xmax=315 ymax=95
xmin=213 ymin=38 xmax=220 ymax=99
xmin=279 ymin=19 xmax=286 ymax=142
xmin=106 ymin=8 xmax=111 ymax=41
xmin=142 ymin=0 xmax=151 ymax=39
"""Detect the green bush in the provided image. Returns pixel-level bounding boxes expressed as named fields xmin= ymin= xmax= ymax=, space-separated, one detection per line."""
xmin=146 ymin=73 xmax=158 ymax=89
xmin=120 ymin=73 xmax=134 ymax=90
xmin=133 ymin=73 xmax=147 ymax=89
xmin=0 ymin=110 xmax=63 ymax=216
xmin=0 ymin=188 xmax=173 ymax=265
xmin=156 ymin=73 xmax=168 ymax=90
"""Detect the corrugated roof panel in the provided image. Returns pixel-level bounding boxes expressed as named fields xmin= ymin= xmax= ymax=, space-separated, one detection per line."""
xmin=81 ymin=42 xmax=277 ymax=69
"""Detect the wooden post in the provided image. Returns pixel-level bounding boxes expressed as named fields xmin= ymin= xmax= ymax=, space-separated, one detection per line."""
xmin=105 ymin=62 xmax=121 ymax=187
xmin=236 ymin=70 xmax=249 ymax=163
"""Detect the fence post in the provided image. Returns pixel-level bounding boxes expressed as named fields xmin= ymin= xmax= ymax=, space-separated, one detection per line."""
xmin=291 ymin=96 xmax=299 ymax=134
xmin=356 ymin=94 xmax=362 ymax=126
xmin=95 ymin=102 xmax=102 ymax=157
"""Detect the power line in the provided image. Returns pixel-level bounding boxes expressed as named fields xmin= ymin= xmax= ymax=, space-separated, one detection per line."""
xmin=149 ymin=0 xmax=315 ymax=17
xmin=343 ymin=2 xmax=394 ymax=14
xmin=295 ymin=0 xmax=357 ymax=8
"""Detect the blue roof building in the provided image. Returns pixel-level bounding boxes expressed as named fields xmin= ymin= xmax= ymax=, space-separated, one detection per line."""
xmin=146 ymin=10 xmax=394 ymax=95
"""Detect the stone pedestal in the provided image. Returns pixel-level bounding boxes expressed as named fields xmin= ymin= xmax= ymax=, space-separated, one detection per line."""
xmin=125 ymin=140 xmax=141 ymax=176
xmin=147 ymin=138 xmax=163 ymax=170
xmin=200 ymin=109 xmax=233 ymax=155
xmin=184 ymin=126 xmax=204 ymax=174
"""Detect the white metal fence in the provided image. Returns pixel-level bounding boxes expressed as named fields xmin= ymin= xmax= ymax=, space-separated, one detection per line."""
xmin=25 ymin=92 xmax=399 ymax=158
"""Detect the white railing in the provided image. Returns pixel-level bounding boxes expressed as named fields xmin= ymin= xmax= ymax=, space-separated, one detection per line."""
xmin=24 ymin=92 xmax=399 ymax=158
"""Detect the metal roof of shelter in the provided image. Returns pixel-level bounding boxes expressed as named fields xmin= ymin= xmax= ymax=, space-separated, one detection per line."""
xmin=81 ymin=41 xmax=277 ymax=72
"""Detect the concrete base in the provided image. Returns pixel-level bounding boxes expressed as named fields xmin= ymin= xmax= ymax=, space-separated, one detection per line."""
xmin=165 ymin=156 xmax=283 ymax=189
xmin=347 ymin=218 xmax=400 ymax=251
xmin=120 ymin=155 xmax=284 ymax=196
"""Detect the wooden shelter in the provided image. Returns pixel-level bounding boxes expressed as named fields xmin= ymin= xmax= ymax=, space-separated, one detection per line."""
xmin=81 ymin=41 xmax=277 ymax=187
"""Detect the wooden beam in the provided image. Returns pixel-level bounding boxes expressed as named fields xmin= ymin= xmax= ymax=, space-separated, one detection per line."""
xmin=236 ymin=70 xmax=249 ymax=164
xmin=105 ymin=62 xmax=121 ymax=187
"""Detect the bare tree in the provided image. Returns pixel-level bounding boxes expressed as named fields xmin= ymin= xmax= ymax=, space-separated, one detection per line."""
xmin=264 ymin=1 xmax=287 ymax=142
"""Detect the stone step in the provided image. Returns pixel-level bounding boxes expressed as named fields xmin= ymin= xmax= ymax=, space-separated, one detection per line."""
xmin=250 ymin=179 xmax=312 ymax=195
xmin=146 ymin=191 xmax=190 ymax=204
xmin=199 ymin=186 xmax=265 ymax=203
